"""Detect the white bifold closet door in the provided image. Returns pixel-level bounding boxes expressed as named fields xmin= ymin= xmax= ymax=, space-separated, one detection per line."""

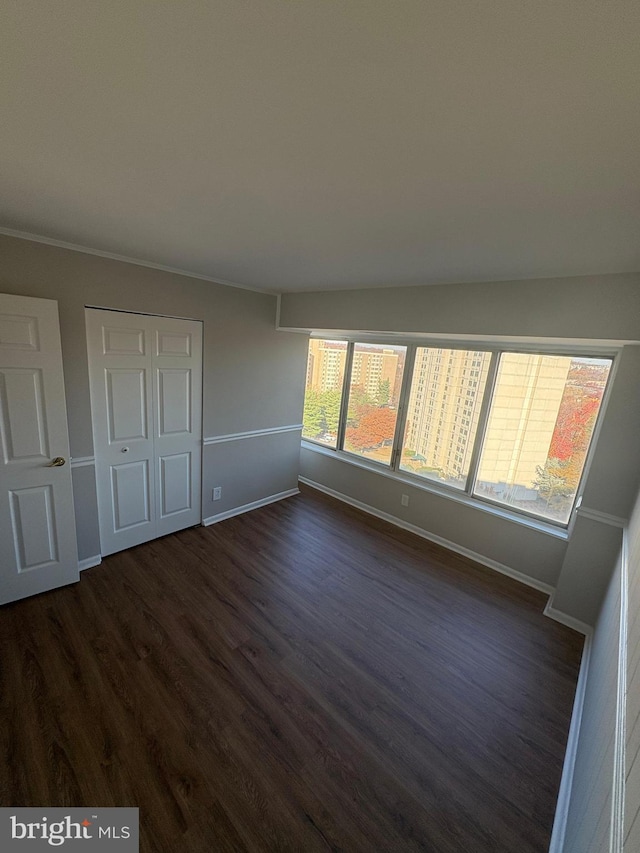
xmin=86 ymin=308 xmax=202 ymax=557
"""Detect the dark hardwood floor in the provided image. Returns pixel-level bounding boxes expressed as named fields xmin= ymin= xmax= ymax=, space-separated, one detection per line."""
xmin=0 ymin=484 xmax=583 ymax=852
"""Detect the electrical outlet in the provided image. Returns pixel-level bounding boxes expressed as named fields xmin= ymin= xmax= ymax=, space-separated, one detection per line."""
xmin=401 ymin=494 xmax=409 ymax=507
xmin=213 ymin=486 xmax=222 ymax=501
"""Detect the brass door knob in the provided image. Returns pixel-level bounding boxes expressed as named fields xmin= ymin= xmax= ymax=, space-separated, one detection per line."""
xmin=47 ymin=457 xmax=67 ymax=467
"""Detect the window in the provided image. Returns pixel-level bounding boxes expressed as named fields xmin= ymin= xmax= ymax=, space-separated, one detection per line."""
xmin=400 ymin=348 xmax=491 ymax=490
xmin=474 ymin=354 xmax=611 ymax=523
xmin=343 ymin=343 xmax=406 ymax=466
xmin=302 ymin=339 xmax=613 ymax=528
xmin=302 ymin=339 xmax=347 ymax=448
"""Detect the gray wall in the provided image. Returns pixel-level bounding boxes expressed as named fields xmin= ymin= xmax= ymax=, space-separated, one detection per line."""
xmin=552 ymin=516 xmax=624 ymax=627
xmin=280 ymin=273 xmax=640 ymax=623
xmin=0 ymin=234 xmax=308 ymax=559
xmin=625 ymin=488 xmax=640 ymax=851
xmin=562 ymin=549 xmax=621 ymax=853
xmin=301 ymin=447 xmax=566 ymax=589
xmin=279 ymin=273 xmax=640 ymax=344
xmin=560 ymin=481 xmax=640 ymax=853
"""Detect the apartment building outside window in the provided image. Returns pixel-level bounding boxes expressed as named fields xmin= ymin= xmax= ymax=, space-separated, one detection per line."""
xmin=302 ymin=338 xmax=613 ymax=527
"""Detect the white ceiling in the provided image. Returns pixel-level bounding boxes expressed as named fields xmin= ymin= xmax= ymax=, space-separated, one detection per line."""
xmin=1 ymin=1 xmax=639 ymax=293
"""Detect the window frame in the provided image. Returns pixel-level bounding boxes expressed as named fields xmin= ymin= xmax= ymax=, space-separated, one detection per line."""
xmin=301 ymin=334 xmax=618 ymax=532
xmin=340 ymin=340 xmax=409 ymax=466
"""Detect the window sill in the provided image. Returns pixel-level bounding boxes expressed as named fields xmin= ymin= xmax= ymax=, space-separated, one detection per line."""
xmin=301 ymin=440 xmax=570 ymax=541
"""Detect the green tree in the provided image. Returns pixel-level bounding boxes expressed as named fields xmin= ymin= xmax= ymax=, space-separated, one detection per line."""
xmin=320 ymin=389 xmax=342 ymax=434
xmin=347 ymin=385 xmax=374 ymax=424
xmin=302 ymin=390 xmax=324 ymax=438
xmin=533 ymin=460 xmax=573 ymax=511
xmin=377 ymin=378 xmax=391 ymax=406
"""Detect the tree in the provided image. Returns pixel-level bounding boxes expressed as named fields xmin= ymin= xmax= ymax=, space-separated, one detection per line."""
xmin=377 ymin=378 xmax=391 ymax=406
xmin=320 ymin=389 xmax=342 ymax=434
xmin=534 ymin=461 xmax=573 ymax=508
xmin=533 ymin=388 xmax=602 ymax=509
xmin=347 ymin=385 xmax=374 ymax=424
xmin=345 ymin=407 xmax=397 ymax=452
xmin=302 ymin=390 xmax=324 ymax=438
xmin=549 ymin=391 xmax=599 ymax=461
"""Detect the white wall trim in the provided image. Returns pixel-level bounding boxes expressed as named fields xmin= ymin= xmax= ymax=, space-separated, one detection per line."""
xmin=577 ymin=506 xmax=627 ymax=528
xmin=78 ymin=555 xmax=102 ymax=572
xmin=0 ymin=226 xmax=275 ymax=295
xmin=203 ymin=488 xmax=300 ymax=526
xmin=299 ymin=476 xmax=555 ymax=595
xmin=71 ymin=456 xmax=96 ymax=468
xmin=542 ymin=602 xmax=593 ymax=637
xmin=204 ymin=425 xmax=303 ymax=445
xmin=610 ymin=529 xmax=628 ymax=853
xmin=548 ymin=634 xmax=593 ymax=853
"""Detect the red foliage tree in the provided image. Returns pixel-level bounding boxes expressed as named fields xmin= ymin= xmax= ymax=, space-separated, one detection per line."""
xmin=549 ymin=392 xmax=600 ymax=461
xmin=345 ymin=407 xmax=397 ymax=452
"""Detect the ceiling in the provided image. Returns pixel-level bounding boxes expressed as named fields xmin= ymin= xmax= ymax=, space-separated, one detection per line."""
xmin=1 ymin=1 xmax=639 ymax=293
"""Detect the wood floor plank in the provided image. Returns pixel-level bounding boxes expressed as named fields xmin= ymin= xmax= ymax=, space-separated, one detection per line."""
xmin=0 ymin=484 xmax=583 ymax=851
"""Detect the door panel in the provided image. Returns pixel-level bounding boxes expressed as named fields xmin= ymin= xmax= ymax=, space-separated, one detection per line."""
xmin=158 ymin=369 xmax=191 ymax=435
xmin=87 ymin=309 xmax=202 ymax=555
xmin=10 ymin=485 xmax=58 ymax=570
xmin=106 ymin=369 xmax=149 ymax=442
xmin=159 ymin=452 xmax=192 ymax=517
xmin=0 ymin=312 xmax=40 ymax=350
xmin=153 ymin=316 xmax=202 ymax=539
xmin=87 ymin=310 xmax=156 ymax=555
xmin=156 ymin=329 xmax=192 ymax=357
xmin=0 ymin=294 xmax=79 ymax=605
xmin=102 ymin=325 xmax=146 ymax=355
xmin=111 ymin=460 xmax=151 ymax=530
xmin=0 ymin=368 xmax=49 ymax=460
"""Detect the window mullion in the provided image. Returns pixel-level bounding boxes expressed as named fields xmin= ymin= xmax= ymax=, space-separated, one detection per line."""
xmin=336 ymin=342 xmax=354 ymax=451
xmin=390 ymin=344 xmax=416 ymax=470
xmin=465 ymin=350 xmax=501 ymax=495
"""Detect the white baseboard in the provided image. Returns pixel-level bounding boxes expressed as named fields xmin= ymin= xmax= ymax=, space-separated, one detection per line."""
xmin=78 ymin=555 xmax=102 ymax=572
xmin=203 ymin=488 xmax=299 ymax=526
xmin=548 ymin=633 xmax=593 ymax=853
xmin=298 ymin=477 xmax=554 ymax=595
xmin=543 ymin=602 xmax=593 ymax=637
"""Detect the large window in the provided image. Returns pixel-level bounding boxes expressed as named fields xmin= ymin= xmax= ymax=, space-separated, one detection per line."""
xmin=400 ymin=347 xmax=491 ymax=490
xmin=343 ymin=343 xmax=406 ymax=466
xmin=302 ymin=339 xmax=347 ymax=448
xmin=302 ymin=338 xmax=613 ymax=527
xmin=474 ymin=353 xmax=611 ymax=523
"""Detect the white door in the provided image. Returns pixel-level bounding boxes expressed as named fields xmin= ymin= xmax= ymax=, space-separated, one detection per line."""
xmin=86 ymin=309 xmax=202 ymax=556
xmin=0 ymin=294 xmax=79 ymax=605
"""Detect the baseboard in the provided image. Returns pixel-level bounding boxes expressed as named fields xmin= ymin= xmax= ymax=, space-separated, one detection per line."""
xmin=543 ymin=602 xmax=593 ymax=637
xmin=298 ymin=477 xmax=554 ymax=595
xmin=547 ymin=633 xmax=593 ymax=853
xmin=78 ymin=555 xmax=102 ymax=572
xmin=203 ymin=488 xmax=300 ymax=526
